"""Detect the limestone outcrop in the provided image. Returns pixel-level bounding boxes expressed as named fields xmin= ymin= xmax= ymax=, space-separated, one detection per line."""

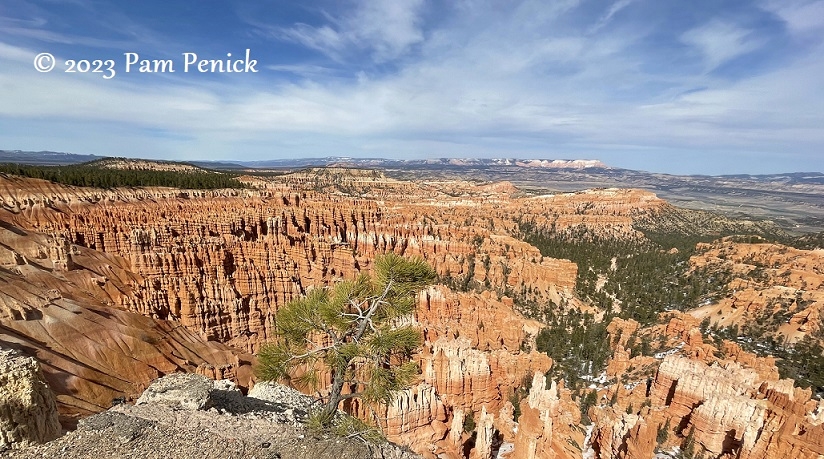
xmin=0 ymin=348 xmax=61 ymax=449
xmin=5 ymin=372 xmax=423 ymax=459
xmin=377 ymin=383 xmax=450 ymax=457
xmin=510 ymin=372 xmax=582 ymax=459
xmin=2 ymin=174 xmax=649 ymax=359
xmin=590 ymin=409 xmax=657 ymax=459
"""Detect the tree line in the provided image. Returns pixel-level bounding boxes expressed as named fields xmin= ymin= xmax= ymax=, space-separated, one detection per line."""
xmin=0 ymin=162 xmax=245 ymax=189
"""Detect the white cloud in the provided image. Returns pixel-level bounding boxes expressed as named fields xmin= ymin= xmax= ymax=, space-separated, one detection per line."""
xmin=0 ymin=42 xmax=223 ymax=129
xmin=278 ymin=24 xmax=346 ymax=57
xmin=646 ymin=48 xmax=824 ymax=142
xmin=273 ymin=0 xmax=425 ymax=63
xmin=266 ymin=63 xmax=338 ymax=78
xmin=0 ymin=41 xmax=32 ymax=62
xmin=761 ymin=0 xmax=824 ymax=36
xmin=681 ymin=20 xmax=764 ymax=71
xmin=590 ymin=0 xmax=634 ymax=33
xmin=352 ymin=0 xmax=426 ymax=60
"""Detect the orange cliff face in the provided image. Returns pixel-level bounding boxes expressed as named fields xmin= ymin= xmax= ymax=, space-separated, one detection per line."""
xmin=1 ymin=173 xmax=597 ymax=355
xmin=510 ymin=372 xmax=583 ymax=459
xmin=0 ymin=219 xmax=253 ymax=428
xmin=8 ymin=171 xmax=822 ymax=459
xmin=590 ymin=312 xmax=824 ymax=459
xmin=648 ymin=355 xmax=824 ymax=459
xmin=1 ymin=172 xmax=677 ymax=457
xmin=356 ymin=287 xmax=557 ymax=457
xmin=687 ymin=238 xmax=824 ymax=344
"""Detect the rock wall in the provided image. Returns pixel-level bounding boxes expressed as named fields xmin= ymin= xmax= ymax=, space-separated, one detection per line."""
xmin=0 ymin=173 xmax=674 ymax=458
xmin=0 ymin=348 xmax=61 ymax=449
xmin=2 ymin=174 xmax=586 ymax=354
xmin=510 ymin=372 xmax=583 ymax=459
xmin=358 ymin=291 xmax=555 ymax=457
xmin=0 ymin=220 xmax=253 ymax=427
xmin=688 ymin=239 xmax=824 ymax=344
xmin=591 ymin=354 xmax=824 ymax=459
xmin=378 ymin=383 xmax=450 ymax=457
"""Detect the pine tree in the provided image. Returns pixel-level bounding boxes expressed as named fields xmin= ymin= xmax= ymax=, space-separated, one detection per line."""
xmin=656 ymin=419 xmax=670 ymax=445
xmin=256 ymin=253 xmax=436 ymax=426
xmin=679 ymin=426 xmax=696 ymax=459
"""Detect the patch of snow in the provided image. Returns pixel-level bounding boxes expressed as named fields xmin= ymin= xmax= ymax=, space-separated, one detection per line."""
xmin=654 ymin=446 xmax=680 ymax=458
xmin=624 ymin=381 xmax=641 ymax=391
xmin=582 ymin=425 xmax=595 ymax=459
xmin=654 ymin=343 xmax=685 ymax=359
xmin=496 ymin=442 xmax=514 ymax=459
xmin=581 ymin=371 xmax=608 ymax=384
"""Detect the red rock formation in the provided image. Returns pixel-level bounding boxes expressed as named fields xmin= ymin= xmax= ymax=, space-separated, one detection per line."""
xmin=495 ymin=401 xmax=518 ymax=443
xmin=470 ymin=406 xmax=495 ymax=459
xmin=0 ymin=220 xmax=253 ymax=427
xmin=721 ymin=341 xmax=780 ymax=381
xmin=661 ymin=313 xmax=717 ymax=360
xmin=606 ymin=318 xmax=639 ymax=348
xmin=510 ymin=372 xmax=583 ymax=459
xmin=688 ymin=239 xmax=824 ymax=344
xmin=2 ymin=176 xmax=582 ymax=354
xmin=378 ymin=383 xmax=450 ymax=458
xmin=605 ymin=318 xmax=643 ymax=379
xmin=512 ymin=373 xmax=558 ymax=459
xmin=606 ymin=345 xmax=633 ymax=379
xmin=421 ymin=337 xmax=551 ymax=411
xmin=590 ymin=409 xmax=657 ymax=459
xmin=0 ymin=173 xmax=681 ymax=458
xmin=592 ymin=353 xmax=824 ymax=459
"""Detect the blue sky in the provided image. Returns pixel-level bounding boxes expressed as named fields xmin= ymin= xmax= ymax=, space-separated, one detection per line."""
xmin=0 ymin=0 xmax=822 ymax=174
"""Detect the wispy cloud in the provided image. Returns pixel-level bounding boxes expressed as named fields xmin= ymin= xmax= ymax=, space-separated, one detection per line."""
xmin=681 ymin=20 xmax=765 ymax=72
xmin=266 ymin=63 xmax=339 ymax=78
xmin=0 ymin=0 xmax=184 ymax=58
xmin=590 ymin=0 xmax=635 ymax=33
xmin=761 ymin=0 xmax=824 ymax=37
xmin=0 ymin=41 xmax=33 ymax=62
xmin=261 ymin=0 xmax=426 ymax=63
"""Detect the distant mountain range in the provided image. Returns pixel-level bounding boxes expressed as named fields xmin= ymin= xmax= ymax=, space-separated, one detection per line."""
xmin=0 ymin=150 xmax=101 ymax=165
xmin=195 ymin=157 xmax=610 ymax=170
xmin=0 ymin=150 xmax=607 ymax=170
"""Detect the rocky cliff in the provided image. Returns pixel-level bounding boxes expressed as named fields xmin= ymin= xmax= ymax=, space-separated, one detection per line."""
xmin=688 ymin=238 xmax=824 ymax=344
xmin=510 ymin=372 xmax=583 ymax=459
xmin=1 ymin=172 xmax=616 ymax=457
xmin=0 ymin=348 xmax=61 ymax=450
xmin=590 ymin=352 xmax=824 ymax=459
xmin=0 ymin=216 xmax=254 ymax=427
xmin=10 ymin=171 xmax=812 ymax=459
xmin=2 ymin=175 xmax=582 ymax=353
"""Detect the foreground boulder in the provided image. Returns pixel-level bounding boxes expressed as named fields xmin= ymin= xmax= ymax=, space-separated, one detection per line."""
xmin=134 ymin=373 xmax=216 ymax=410
xmin=6 ymin=374 xmax=421 ymax=459
xmin=0 ymin=348 xmax=61 ymax=450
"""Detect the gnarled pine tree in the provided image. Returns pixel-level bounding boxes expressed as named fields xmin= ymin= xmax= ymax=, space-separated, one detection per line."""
xmin=256 ymin=253 xmax=436 ymax=426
